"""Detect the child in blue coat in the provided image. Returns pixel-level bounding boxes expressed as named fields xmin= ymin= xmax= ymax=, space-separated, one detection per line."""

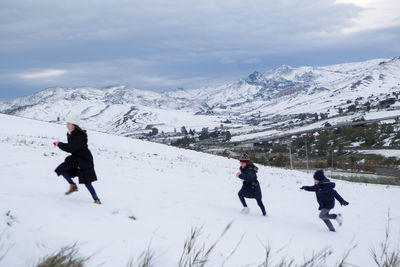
xmin=300 ymin=170 xmax=349 ymax=232
xmin=236 ymin=153 xmax=267 ymax=216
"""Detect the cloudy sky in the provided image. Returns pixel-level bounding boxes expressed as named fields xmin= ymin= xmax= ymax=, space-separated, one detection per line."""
xmin=0 ymin=0 xmax=399 ymax=99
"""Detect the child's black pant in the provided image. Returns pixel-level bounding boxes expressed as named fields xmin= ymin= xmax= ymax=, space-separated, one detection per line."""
xmin=319 ymin=208 xmax=337 ymax=231
xmin=238 ymin=191 xmax=266 ymax=215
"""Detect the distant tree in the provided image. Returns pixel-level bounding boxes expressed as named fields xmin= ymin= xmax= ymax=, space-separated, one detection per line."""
xmin=314 ymin=113 xmax=319 ymax=122
xmin=199 ymin=127 xmax=209 ymax=140
xmin=151 ymin=127 xmax=158 ymax=136
xmin=379 ymin=98 xmax=396 ymax=109
xmin=364 ymin=129 xmax=376 ymax=146
xmin=209 ymin=130 xmax=220 ymax=138
xmin=316 ymin=131 xmax=329 ymax=155
xmin=173 ymin=136 xmax=195 ymax=147
xmin=338 ymin=107 xmax=343 ymax=114
xmin=273 ymin=154 xmax=289 ymax=167
xmin=225 ymin=131 xmax=232 ymax=141
xmin=299 ymin=113 xmax=307 ymax=120
xmin=338 ymin=143 xmax=344 ymax=155
xmin=364 ymin=101 xmax=371 ymax=111
xmin=181 ymin=126 xmax=188 ymax=135
xmin=347 ymin=104 xmax=357 ymax=113
xmin=189 ymin=129 xmax=194 ymax=136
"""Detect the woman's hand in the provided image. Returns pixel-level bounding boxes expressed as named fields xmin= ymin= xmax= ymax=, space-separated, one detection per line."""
xmin=236 ymin=172 xmax=241 ymax=177
xmin=53 ymin=141 xmax=60 ymax=147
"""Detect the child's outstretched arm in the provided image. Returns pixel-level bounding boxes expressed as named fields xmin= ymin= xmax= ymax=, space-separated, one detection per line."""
xmin=300 ymin=185 xmax=317 ymax=192
xmin=333 ymin=190 xmax=349 ymax=206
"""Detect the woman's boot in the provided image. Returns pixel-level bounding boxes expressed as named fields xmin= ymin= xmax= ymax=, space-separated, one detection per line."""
xmin=65 ymin=184 xmax=78 ymax=195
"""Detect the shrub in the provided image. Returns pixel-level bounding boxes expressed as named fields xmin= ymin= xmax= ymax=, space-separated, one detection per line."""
xmin=127 ymin=246 xmax=155 ymax=267
xmin=36 ymin=244 xmax=89 ymax=267
xmin=178 ymin=222 xmax=232 ymax=267
xmin=371 ymin=210 xmax=400 ymax=267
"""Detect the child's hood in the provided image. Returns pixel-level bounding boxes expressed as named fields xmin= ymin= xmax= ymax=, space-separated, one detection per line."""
xmin=320 ymin=180 xmax=336 ymax=189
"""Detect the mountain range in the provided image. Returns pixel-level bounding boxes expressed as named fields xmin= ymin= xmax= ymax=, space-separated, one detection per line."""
xmin=1 ymin=56 xmax=399 ymax=139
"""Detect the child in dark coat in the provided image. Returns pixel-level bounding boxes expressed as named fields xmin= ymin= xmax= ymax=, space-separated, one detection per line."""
xmin=236 ymin=153 xmax=267 ymax=216
xmin=301 ymin=170 xmax=349 ymax=232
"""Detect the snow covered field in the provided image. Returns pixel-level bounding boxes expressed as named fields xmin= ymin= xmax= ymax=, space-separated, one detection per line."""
xmin=357 ymin=149 xmax=400 ymax=159
xmin=0 ymin=114 xmax=399 ymax=266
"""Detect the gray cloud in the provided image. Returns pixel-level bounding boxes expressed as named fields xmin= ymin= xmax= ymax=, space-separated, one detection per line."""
xmin=0 ymin=0 xmax=399 ymax=98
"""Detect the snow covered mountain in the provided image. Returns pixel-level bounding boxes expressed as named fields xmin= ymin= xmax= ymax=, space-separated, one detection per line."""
xmin=0 ymin=113 xmax=399 ymax=266
xmin=1 ymin=57 xmax=399 ymax=138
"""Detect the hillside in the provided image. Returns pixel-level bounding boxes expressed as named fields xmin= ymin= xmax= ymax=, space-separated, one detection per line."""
xmin=1 ymin=57 xmax=399 ymax=141
xmin=0 ymin=114 xmax=399 ymax=266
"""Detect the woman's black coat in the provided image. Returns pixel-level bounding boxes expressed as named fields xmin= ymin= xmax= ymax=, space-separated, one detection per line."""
xmin=55 ymin=130 xmax=97 ymax=184
xmin=238 ymin=166 xmax=262 ymax=199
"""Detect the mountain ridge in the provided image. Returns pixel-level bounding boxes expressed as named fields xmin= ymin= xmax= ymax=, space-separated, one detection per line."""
xmin=1 ymin=56 xmax=399 ymax=138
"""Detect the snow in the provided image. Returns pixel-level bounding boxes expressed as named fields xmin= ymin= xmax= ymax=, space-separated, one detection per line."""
xmin=357 ymin=149 xmax=400 ymax=158
xmin=1 ymin=57 xmax=399 ymax=138
xmin=231 ymin=129 xmax=279 ymax=142
xmin=1 ymin=114 xmax=399 ymax=266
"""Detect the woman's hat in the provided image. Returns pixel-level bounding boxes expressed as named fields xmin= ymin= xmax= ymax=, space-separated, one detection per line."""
xmin=239 ymin=152 xmax=250 ymax=162
xmin=66 ymin=114 xmax=81 ymax=126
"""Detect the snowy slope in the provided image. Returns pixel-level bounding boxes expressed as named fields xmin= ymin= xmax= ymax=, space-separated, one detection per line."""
xmin=0 ymin=114 xmax=399 ymax=266
xmin=1 ymin=57 xmax=399 ymax=138
xmin=0 ymin=85 xmax=223 ymax=135
xmin=166 ymin=57 xmax=400 ymax=118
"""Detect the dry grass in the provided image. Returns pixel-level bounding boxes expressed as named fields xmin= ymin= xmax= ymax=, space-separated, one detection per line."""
xmin=178 ymin=222 xmax=233 ymax=267
xmin=371 ymin=210 xmax=400 ymax=267
xmin=127 ymin=246 xmax=156 ymax=267
xmin=23 ymin=216 xmax=400 ymax=267
xmin=36 ymin=244 xmax=90 ymax=267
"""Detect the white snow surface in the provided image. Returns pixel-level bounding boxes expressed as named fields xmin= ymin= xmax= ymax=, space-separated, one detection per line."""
xmin=357 ymin=149 xmax=400 ymax=158
xmin=0 ymin=114 xmax=399 ymax=266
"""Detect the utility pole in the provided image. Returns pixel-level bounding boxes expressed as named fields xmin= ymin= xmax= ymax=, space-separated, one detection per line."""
xmin=289 ymin=145 xmax=293 ymax=170
xmin=305 ymin=139 xmax=309 ymax=173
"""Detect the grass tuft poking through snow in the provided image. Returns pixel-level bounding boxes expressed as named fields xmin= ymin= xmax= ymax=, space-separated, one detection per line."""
xmin=30 ymin=219 xmax=400 ymax=267
xmin=178 ymin=222 xmax=233 ymax=267
xmin=127 ymin=246 xmax=156 ymax=267
xmin=36 ymin=243 xmax=89 ymax=267
xmin=371 ymin=211 xmax=400 ymax=267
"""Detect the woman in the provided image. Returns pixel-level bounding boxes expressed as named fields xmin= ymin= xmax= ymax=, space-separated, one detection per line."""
xmin=236 ymin=152 xmax=266 ymax=216
xmin=54 ymin=116 xmax=101 ymax=204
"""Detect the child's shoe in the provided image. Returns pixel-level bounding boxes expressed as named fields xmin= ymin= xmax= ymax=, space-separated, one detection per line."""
xmin=94 ymin=199 xmax=102 ymax=205
xmin=240 ymin=207 xmax=250 ymax=214
xmin=336 ymin=213 xmax=343 ymax=226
